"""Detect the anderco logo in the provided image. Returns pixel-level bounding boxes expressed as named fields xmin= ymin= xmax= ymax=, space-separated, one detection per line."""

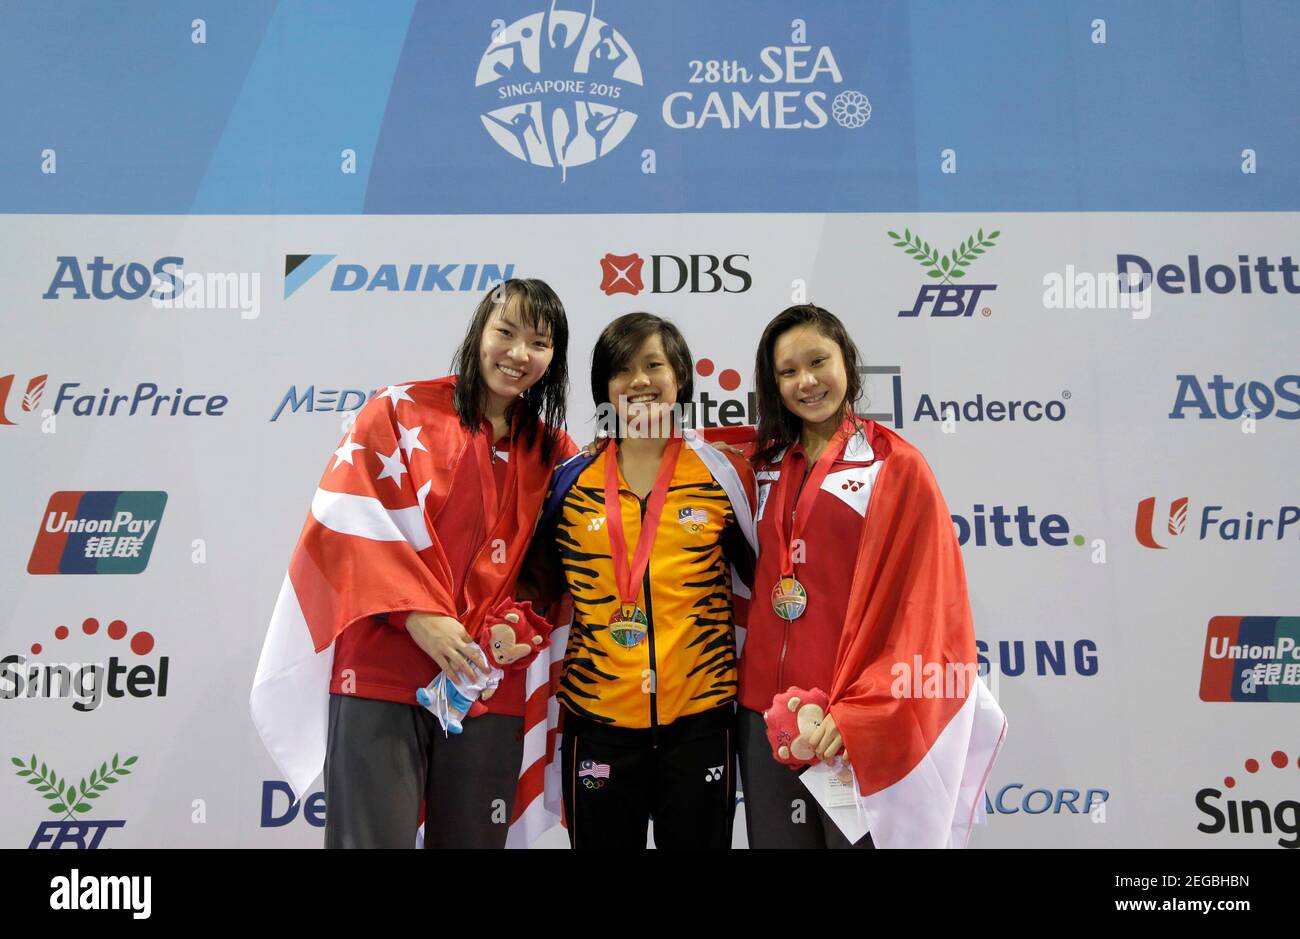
xmin=889 ymin=227 xmax=1000 ymax=318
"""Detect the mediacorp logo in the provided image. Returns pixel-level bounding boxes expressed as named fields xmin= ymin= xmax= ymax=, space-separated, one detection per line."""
xmin=662 ymin=20 xmax=871 ymax=132
xmin=475 ymin=4 xmax=643 ymax=181
xmin=858 ymin=366 xmax=1069 ymax=428
xmin=1200 ymin=616 xmax=1300 ymax=703
xmin=28 ymin=492 xmax=166 ymax=575
xmin=1 ymin=617 xmax=168 ymax=712
xmin=271 ymin=384 xmax=380 ymax=421
xmin=889 ymin=227 xmax=1000 ymax=318
xmin=984 ymin=783 xmax=1108 ymax=817
xmin=1196 ymin=749 xmax=1299 ymax=848
xmin=283 ymin=254 xmax=516 ymax=299
xmin=1135 ymin=496 xmax=1299 ymax=549
xmin=11 ymin=752 xmax=137 ymax=849
xmin=1169 ymin=374 xmax=1300 ymax=420
xmin=598 ymin=251 xmax=751 ymax=296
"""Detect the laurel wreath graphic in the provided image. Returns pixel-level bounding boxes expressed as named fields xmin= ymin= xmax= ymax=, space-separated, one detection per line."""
xmin=887 ymin=228 xmax=1001 ymax=284
xmin=11 ymin=753 xmax=137 ymax=821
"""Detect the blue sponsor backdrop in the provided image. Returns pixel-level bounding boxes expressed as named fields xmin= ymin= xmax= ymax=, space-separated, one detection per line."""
xmin=2 ymin=0 xmax=1297 ymax=214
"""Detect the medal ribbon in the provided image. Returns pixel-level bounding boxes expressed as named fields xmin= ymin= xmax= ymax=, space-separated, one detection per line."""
xmin=602 ymin=437 xmax=684 ymax=610
xmin=769 ymin=419 xmax=856 ymax=578
xmin=471 ymin=419 xmax=515 ymax=540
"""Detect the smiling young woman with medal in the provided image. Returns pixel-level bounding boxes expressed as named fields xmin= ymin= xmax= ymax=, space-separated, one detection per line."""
xmin=736 ymin=304 xmax=1006 ymax=850
xmin=526 ymin=313 xmax=756 ymax=849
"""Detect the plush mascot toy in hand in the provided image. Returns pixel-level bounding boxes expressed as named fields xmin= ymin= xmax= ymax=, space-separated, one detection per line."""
xmin=764 ymin=687 xmax=831 ymax=767
xmin=416 ymin=600 xmax=554 ymax=735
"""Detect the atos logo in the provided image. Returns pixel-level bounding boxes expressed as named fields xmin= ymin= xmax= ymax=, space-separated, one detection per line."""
xmin=1135 ymin=497 xmax=1299 ymax=548
xmin=1 ymin=617 xmax=169 ymax=712
xmin=284 ymin=255 xmax=515 ymax=299
xmin=1196 ymin=749 xmax=1300 ymax=848
xmin=260 ymin=780 xmax=327 ymax=828
xmin=888 ymin=227 xmax=1000 ymax=318
xmin=1200 ymin=616 xmax=1300 ymax=703
xmin=0 ymin=373 xmax=47 ymax=426
xmin=984 ymin=784 xmax=1109 ymax=816
xmin=1169 ymin=374 xmax=1300 ymax=420
xmin=598 ymin=252 xmax=751 ymax=296
xmin=951 ymin=504 xmax=1087 ymax=548
xmin=43 ymin=256 xmax=182 ymax=301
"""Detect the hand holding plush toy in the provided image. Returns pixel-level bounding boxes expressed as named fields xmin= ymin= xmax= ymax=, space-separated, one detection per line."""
xmin=416 ymin=600 xmax=554 ymax=734
xmin=764 ymin=687 xmax=831 ymax=767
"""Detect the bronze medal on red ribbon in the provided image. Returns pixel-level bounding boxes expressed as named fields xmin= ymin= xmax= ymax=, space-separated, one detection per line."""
xmin=602 ymin=437 xmax=683 ymax=649
xmin=767 ymin=420 xmax=856 ymax=621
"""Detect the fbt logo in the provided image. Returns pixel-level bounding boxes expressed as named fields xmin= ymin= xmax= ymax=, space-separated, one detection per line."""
xmin=858 ymin=366 xmax=1069 ymax=428
xmin=598 ymin=251 xmax=751 ymax=296
xmin=10 ymin=752 xmax=138 ymax=848
xmin=42 ymin=256 xmax=181 ymax=301
xmin=951 ymin=504 xmax=1087 ymax=549
xmin=475 ymin=5 xmax=643 ymax=180
xmin=261 ymin=780 xmax=326 ymax=828
xmin=1196 ymin=749 xmax=1299 ymax=848
xmin=1200 ymin=616 xmax=1300 ymax=703
xmin=1135 ymin=497 xmax=1299 ymax=548
xmin=271 ymin=385 xmax=379 ymax=421
xmin=977 ymin=639 xmax=1099 ymax=678
xmin=1 ymin=617 xmax=168 ymax=712
xmin=984 ymin=784 xmax=1109 ymax=817
xmin=889 ymin=227 xmax=1000 ymax=318
xmin=1169 ymin=374 xmax=1300 ymax=421
xmin=0 ymin=372 xmax=47 ymax=426
xmin=283 ymin=254 xmax=515 ymax=298
xmin=28 ymin=491 xmax=167 ymax=575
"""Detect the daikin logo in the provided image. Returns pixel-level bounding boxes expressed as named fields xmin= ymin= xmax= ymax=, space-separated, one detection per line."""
xmin=889 ymin=228 xmax=1000 ymax=318
xmin=475 ymin=4 xmax=644 ymax=181
xmin=283 ymin=255 xmax=515 ymax=298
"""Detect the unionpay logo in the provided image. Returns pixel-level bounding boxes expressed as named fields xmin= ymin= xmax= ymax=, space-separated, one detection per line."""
xmin=889 ymin=227 xmax=1000 ymax=318
xmin=11 ymin=752 xmax=138 ymax=848
xmin=1200 ymin=616 xmax=1300 ymax=703
xmin=0 ymin=372 xmax=46 ymax=426
xmin=28 ymin=492 xmax=167 ymax=575
xmin=475 ymin=4 xmax=644 ymax=180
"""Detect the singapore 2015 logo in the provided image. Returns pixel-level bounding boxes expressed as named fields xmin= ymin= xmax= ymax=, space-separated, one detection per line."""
xmin=475 ymin=3 xmax=644 ymax=181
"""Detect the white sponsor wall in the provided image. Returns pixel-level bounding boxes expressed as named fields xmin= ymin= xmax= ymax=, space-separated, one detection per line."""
xmin=2 ymin=213 xmax=1296 ymax=847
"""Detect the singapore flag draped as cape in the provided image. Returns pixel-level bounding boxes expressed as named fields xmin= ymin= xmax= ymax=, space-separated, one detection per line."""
xmin=828 ymin=421 xmax=1007 ymax=848
xmin=249 ymin=377 xmax=566 ymax=845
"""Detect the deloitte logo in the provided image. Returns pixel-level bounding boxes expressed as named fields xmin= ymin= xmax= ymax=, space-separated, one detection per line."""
xmin=475 ymin=5 xmax=644 ymax=181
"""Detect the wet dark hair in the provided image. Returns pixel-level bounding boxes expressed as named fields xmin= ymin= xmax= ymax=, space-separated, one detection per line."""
xmin=451 ymin=278 xmax=569 ymax=462
xmin=753 ymin=304 xmax=862 ymax=468
xmin=589 ymin=312 xmax=694 ymax=408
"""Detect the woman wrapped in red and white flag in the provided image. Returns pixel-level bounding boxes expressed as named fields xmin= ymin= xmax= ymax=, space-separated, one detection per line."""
xmin=736 ymin=304 xmax=1007 ymax=849
xmin=250 ymin=278 xmax=575 ymax=848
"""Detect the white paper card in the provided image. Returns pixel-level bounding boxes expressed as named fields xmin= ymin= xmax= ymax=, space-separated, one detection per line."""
xmin=799 ymin=760 xmax=871 ymax=844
